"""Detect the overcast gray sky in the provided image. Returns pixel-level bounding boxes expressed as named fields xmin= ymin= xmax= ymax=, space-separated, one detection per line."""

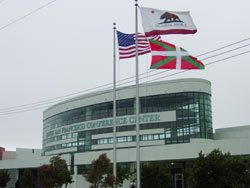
xmin=1 ymin=0 xmax=250 ymax=151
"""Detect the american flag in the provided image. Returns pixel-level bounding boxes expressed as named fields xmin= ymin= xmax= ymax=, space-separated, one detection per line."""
xmin=117 ymin=30 xmax=161 ymax=59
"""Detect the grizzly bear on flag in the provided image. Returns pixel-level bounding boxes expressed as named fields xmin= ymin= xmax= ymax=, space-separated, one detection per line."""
xmin=160 ymin=12 xmax=183 ymax=23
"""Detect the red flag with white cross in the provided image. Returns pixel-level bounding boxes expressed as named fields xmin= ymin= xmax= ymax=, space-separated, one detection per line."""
xmin=149 ymin=40 xmax=205 ymax=69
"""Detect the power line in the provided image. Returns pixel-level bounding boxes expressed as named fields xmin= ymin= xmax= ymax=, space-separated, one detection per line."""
xmin=1 ymin=48 xmax=250 ymax=115
xmin=200 ymin=44 xmax=250 ymax=61
xmin=0 ymin=105 xmax=52 ymax=115
xmin=0 ymin=86 xmax=113 ymax=114
xmin=0 ymin=82 xmax=112 ymax=112
xmin=1 ymin=38 xmax=249 ymax=113
xmin=0 ymin=41 xmax=249 ymax=114
xmin=0 ymin=0 xmax=57 ymax=32
xmin=0 ymin=70 xmax=158 ymax=112
xmin=205 ymin=50 xmax=250 ymax=66
xmin=196 ymin=37 xmax=250 ymax=57
xmin=147 ymin=50 xmax=250 ymax=83
xmin=0 ymin=0 xmax=249 ymax=113
xmin=115 ymin=43 xmax=250 ymax=87
xmin=0 ymin=0 xmax=249 ymax=112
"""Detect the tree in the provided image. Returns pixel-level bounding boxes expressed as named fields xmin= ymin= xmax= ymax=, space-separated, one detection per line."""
xmin=114 ymin=165 xmax=131 ymax=187
xmin=141 ymin=162 xmax=172 ymax=188
xmin=105 ymin=164 xmax=131 ymax=188
xmin=84 ymin=153 xmax=111 ymax=188
xmin=50 ymin=155 xmax=73 ymax=188
xmin=84 ymin=153 xmax=131 ymax=188
xmin=19 ymin=169 xmax=35 ymax=188
xmin=37 ymin=165 xmax=54 ymax=188
xmin=37 ymin=155 xmax=73 ymax=188
xmin=187 ymin=149 xmax=250 ymax=188
xmin=0 ymin=169 xmax=10 ymax=188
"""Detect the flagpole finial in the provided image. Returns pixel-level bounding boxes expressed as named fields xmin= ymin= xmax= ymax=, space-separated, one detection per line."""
xmin=113 ymin=22 xmax=116 ymax=29
xmin=135 ymin=0 xmax=138 ymax=6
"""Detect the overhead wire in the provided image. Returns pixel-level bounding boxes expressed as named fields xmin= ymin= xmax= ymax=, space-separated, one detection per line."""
xmin=1 ymin=46 xmax=250 ymax=115
xmin=200 ymin=44 xmax=250 ymax=61
xmin=0 ymin=105 xmax=53 ymax=115
xmin=205 ymin=50 xmax=250 ymax=66
xmin=0 ymin=70 xmax=157 ymax=113
xmin=196 ymin=37 xmax=250 ymax=57
xmin=115 ymin=43 xmax=250 ymax=87
xmin=1 ymin=37 xmax=250 ymax=114
xmin=0 ymin=0 xmax=248 ymax=114
xmin=0 ymin=0 xmax=57 ymax=32
xmin=2 ymin=41 xmax=249 ymax=114
xmin=147 ymin=50 xmax=250 ymax=83
xmin=1 ymin=41 xmax=250 ymax=114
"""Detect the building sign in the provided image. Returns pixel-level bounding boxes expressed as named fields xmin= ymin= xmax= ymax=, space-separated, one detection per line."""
xmin=46 ymin=111 xmax=176 ymax=138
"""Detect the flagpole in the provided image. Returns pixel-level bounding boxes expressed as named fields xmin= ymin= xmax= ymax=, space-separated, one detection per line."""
xmin=135 ymin=1 xmax=141 ymax=188
xmin=113 ymin=22 xmax=117 ymax=183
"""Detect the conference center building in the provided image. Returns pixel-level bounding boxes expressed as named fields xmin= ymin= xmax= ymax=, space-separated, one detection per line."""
xmin=1 ymin=78 xmax=250 ymax=188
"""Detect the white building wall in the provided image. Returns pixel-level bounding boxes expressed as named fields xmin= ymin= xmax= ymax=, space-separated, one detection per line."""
xmin=45 ymin=147 xmax=77 ymax=156
xmin=214 ymin=125 xmax=250 ymax=140
xmin=73 ymin=136 xmax=250 ymax=167
xmin=0 ymin=148 xmax=71 ymax=169
xmin=1 ymin=125 xmax=250 ymax=188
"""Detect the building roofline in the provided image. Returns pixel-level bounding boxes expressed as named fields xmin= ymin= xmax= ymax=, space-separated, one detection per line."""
xmin=215 ymin=124 xmax=250 ymax=133
xmin=43 ymin=78 xmax=211 ymax=118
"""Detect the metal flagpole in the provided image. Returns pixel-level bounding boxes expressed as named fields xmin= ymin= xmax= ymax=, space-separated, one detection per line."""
xmin=113 ymin=22 xmax=117 ymax=182
xmin=135 ymin=1 xmax=141 ymax=188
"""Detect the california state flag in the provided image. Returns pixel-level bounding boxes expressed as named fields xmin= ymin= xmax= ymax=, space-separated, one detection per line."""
xmin=139 ymin=7 xmax=197 ymax=36
xmin=149 ymin=40 xmax=205 ymax=70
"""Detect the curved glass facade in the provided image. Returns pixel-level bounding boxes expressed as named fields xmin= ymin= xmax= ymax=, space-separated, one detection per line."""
xmin=43 ymin=92 xmax=212 ymax=154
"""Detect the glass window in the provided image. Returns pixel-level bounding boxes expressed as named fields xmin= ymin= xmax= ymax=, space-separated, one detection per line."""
xmin=117 ymin=99 xmax=135 ymax=116
xmin=44 ymin=92 xmax=213 ymax=151
xmin=148 ymin=135 xmax=153 ymax=141
xmin=67 ymin=133 xmax=72 ymax=139
xmin=79 ymin=141 xmax=85 ymax=146
xmin=62 ymin=134 xmax=67 ymax=140
xmin=72 ymin=142 xmax=77 ymax=147
xmin=141 ymin=135 xmax=147 ymax=141
xmin=117 ymin=137 xmax=126 ymax=143
xmin=177 ymin=128 xmax=183 ymax=136
xmin=108 ymin=138 xmax=113 ymax=144
xmin=165 ymin=128 xmax=171 ymax=138
xmin=127 ymin=136 xmax=132 ymax=142
xmin=159 ymin=134 xmax=165 ymax=139
xmin=153 ymin=134 xmax=159 ymax=140
xmin=78 ymin=165 xmax=92 ymax=175
xmin=72 ymin=132 xmax=78 ymax=138
xmin=67 ymin=143 xmax=72 ymax=147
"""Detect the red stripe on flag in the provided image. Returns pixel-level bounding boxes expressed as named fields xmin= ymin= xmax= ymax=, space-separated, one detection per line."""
xmin=150 ymin=41 xmax=176 ymax=51
xmin=119 ymin=49 xmax=151 ymax=56
xmin=181 ymin=58 xmax=200 ymax=69
xmin=119 ymin=51 xmax=151 ymax=59
xmin=145 ymin=29 xmax=197 ymax=37
xmin=151 ymin=56 xmax=177 ymax=69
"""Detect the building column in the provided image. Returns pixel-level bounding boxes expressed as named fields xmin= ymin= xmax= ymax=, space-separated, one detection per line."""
xmin=73 ymin=165 xmax=77 ymax=188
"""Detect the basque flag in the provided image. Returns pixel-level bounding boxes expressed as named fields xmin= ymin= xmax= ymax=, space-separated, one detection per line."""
xmin=149 ymin=40 xmax=205 ymax=69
